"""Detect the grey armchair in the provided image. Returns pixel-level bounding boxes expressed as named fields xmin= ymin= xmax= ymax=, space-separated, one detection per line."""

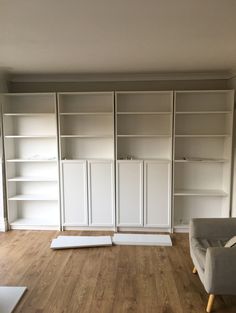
xmin=189 ymin=218 xmax=236 ymax=312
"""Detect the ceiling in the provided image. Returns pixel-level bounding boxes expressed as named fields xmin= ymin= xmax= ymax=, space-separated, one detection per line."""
xmin=0 ymin=0 xmax=236 ymax=76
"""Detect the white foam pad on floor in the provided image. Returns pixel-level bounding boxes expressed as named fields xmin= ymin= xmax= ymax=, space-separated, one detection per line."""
xmin=112 ymin=233 xmax=172 ymax=246
xmin=50 ymin=235 xmax=112 ymax=249
xmin=0 ymin=287 xmax=27 ymax=313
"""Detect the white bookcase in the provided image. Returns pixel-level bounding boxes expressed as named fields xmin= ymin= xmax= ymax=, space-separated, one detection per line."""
xmin=173 ymin=90 xmax=234 ymax=231
xmin=1 ymin=93 xmax=60 ymax=230
xmin=1 ymin=89 xmax=234 ymax=233
xmin=116 ymin=91 xmax=173 ymax=230
xmin=58 ymin=92 xmax=115 ymax=229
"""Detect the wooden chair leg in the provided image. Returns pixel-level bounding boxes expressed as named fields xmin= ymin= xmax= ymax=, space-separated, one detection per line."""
xmin=192 ymin=266 xmax=197 ymax=274
xmin=206 ymin=294 xmax=215 ymax=313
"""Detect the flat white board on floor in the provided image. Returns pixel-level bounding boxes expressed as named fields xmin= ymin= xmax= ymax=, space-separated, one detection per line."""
xmin=50 ymin=235 xmax=112 ymax=249
xmin=112 ymin=233 xmax=172 ymax=246
xmin=0 ymin=286 xmax=27 ymax=313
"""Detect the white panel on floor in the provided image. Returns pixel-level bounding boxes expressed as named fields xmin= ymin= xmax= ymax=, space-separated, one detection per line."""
xmin=50 ymin=236 xmax=112 ymax=249
xmin=112 ymin=233 xmax=172 ymax=246
xmin=0 ymin=287 xmax=27 ymax=313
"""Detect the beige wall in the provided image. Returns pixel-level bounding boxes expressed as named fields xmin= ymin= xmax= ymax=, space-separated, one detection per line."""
xmin=227 ymin=76 xmax=236 ymax=217
xmin=0 ymin=73 xmax=8 ymax=92
xmin=0 ymin=73 xmax=8 ymax=231
xmin=9 ymin=79 xmax=228 ymax=93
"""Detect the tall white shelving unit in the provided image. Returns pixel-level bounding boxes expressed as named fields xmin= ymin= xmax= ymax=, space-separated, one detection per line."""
xmin=1 ymin=93 xmax=60 ymax=230
xmin=173 ymin=90 xmax=234 ymax=232
xmin=116 ymin=91 xmax=173 ymax=231
xmin=58 ymin=92 xmax=115 ymax=230
xmin=1 ymin=89 xmax=234 ymax=233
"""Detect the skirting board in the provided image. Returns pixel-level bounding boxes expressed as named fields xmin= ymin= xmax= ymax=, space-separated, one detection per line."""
xmin=51 ymin=235 xmax=112 ymax=249
xmin=0 ymin=287 xmax=27 ymax=313
xmin=112 ymin=233 xmax=172 ymax=246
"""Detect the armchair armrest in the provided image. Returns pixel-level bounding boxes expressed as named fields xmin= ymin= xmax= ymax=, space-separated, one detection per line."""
xmin=190 ymin=218 xmax=236 ymax=240
xmin=204 ymin=247 xmax=236 ymax=295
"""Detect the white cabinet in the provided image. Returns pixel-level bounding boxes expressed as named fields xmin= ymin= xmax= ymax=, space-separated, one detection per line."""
xmin=144 ymin=161 xmax=171 ymax=227
xmin=88 ymin=160 xmax=114 ymax=226
xmin=62 ymin=160 xmax=114 ymax=228
xmin=62 ymin=161 xmax=88 ymax=226
xmin=116 ymin=161 xmax=143 ymax=226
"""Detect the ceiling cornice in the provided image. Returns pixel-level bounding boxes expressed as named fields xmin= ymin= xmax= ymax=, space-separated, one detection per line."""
xmin=8 ymin=71 xmax=235 ymax=83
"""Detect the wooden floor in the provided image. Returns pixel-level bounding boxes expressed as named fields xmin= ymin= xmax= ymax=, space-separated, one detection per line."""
xmin=0 ymin=231 xmax=236 ymax=313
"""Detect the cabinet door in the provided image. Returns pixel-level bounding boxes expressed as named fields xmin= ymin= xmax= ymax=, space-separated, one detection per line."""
xmin=144 ymin=161 xmax=171 ymax=227
xmin=62 ymin=161 xmax=88 ymax=226
xmin=88 ymin=160 xmax=114 ymax=226
xmin=116 ymin=161 xmax=143 ymax=226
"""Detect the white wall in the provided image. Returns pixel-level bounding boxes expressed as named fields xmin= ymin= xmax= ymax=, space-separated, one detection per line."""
xmin=0 ymin=72 xmax=8 ymax=231
xmin=227 ymin=76 xmax=236 ymax=217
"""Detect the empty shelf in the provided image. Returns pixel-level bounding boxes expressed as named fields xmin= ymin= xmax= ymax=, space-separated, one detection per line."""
xmin=60 ymin=112 xmax=112 ymax=115
xmin=60 ymin=135 xmax=113 ymax=138
xmin=175 ymin=134 xmax=230 ymax=138
xmin=117 ymin=134 xmax=171 ymax=138
xmin=7 ymin=159 xmax=57 ymax=163
xmin=4 ymin=113 xmax=55 ymax=116
xmin=10 ymin=218 xmax=58 ymax=226
xmin=175 ymin=111 xmax=232 ymax=114
xmin=8 ymin=176 xmax=58 ymax=182
xmin=174 ymin=159 xmax=228 ymax=163
xmin=117 ymin=112 xmax=171 ymax=115
xmin=8 ymin=194 xmax=58 ymax=201
xmin=5 ymin=135 xmax=56 ymax=138
xmin=174 ymin=189 xmax=228 ymax=196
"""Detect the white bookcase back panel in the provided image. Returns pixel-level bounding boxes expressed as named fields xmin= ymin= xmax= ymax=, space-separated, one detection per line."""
xmin=5 ymin=138 xmax=57 ymax=160
xmin=8 ymin=201 xmax=59 ymax=224
xmin=175 ymin=113 xmax=231 ymax=136
xmin=116 ymin=92 xmax=172 ymax=112
xmin=174 ymin=163 xmax=224 ymax=191
xmin=61 ymin=137 xmax=114 ymax=160
xmin=7 ymin=181 xmax=58 ymax=198
xmin=117 ymin=137 xmax=172 ymax=160
xmin=175 ymin=91 xmax=233 ymax=112
xmin=6 ymin=163 xmax=58 ymax=180
xmin=4 ymin=115 xmax=57 ymax=136
xmin=174 ymin=196 xmax=227 ymax=226
xmin=2 ymin=94 xmax=55 ymax=113
xmin=58 ymin=93 xmax=113 ymax=113
xmin=60 ymin=115 xmax=113 ymax=136
xmin=174 ymin=137 xmax=230 ymax=160
xmin=117 ymin=114 xmax=171 ymax=136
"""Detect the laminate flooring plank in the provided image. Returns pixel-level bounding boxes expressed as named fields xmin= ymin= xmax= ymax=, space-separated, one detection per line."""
xmin=88 ymin=245 xmax=120 ymax=313
xmin=111 ymin=246 xmax=139 ymax=313
xmin=43 ymin=247 xmax=89 ymax=313
xmin=65 ymin=246 xmax=105 ymax=313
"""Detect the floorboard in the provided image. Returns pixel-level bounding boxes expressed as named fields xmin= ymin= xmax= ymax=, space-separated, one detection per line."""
xmin=0 ymin=231 xmax=236 ymax=313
